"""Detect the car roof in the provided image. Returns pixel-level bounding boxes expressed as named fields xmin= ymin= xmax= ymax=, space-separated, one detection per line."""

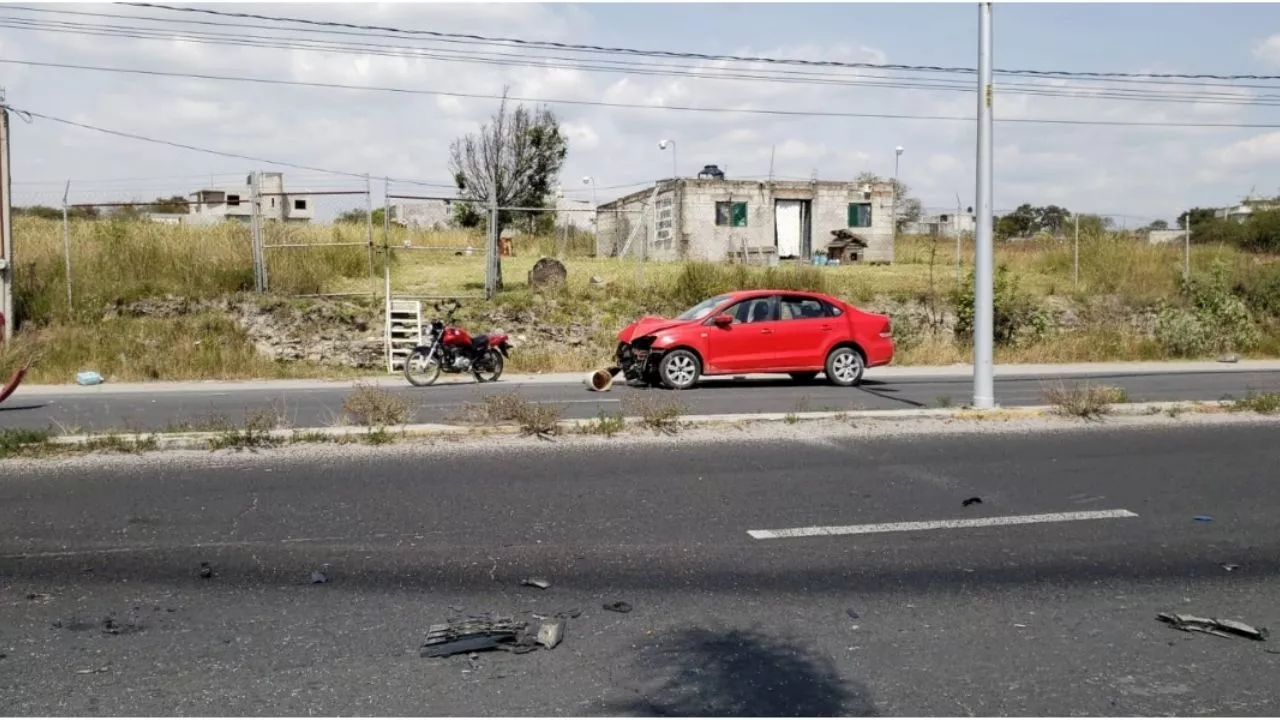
xmin=725 ymin=289 xmax=834 ymax=301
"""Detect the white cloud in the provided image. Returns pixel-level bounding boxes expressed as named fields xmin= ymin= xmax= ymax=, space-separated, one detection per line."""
xmin=1254 ymin=34 xmax=1280 ymax=67
xmin=1 ymin=2 xmax=1269 ymax=222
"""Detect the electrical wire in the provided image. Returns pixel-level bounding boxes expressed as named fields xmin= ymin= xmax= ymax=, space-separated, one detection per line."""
xmin=1 ymin=14 xmax=1276 ymax=108
xmin=5 ymin=58 xmax=1280 ymax=128
xmin=115 ymin=1 xmax=1280 ymax=82
xmin=0 ymin=102 xmax=457 ymax=187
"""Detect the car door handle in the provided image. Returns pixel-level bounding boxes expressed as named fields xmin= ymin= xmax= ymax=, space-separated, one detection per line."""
xmin=820 ymin=324 xmax=832 ymax=331
xmin=760 ymin=328 xmax=773 ymax=335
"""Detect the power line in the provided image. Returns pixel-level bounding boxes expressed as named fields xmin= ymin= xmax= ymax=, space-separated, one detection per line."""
xmin=5 ymin=58 xmax=1280 ymax=128
xmin=4 ymin=12 xmax=1279 ymax=106
xmin=118 ymin=1 xmax=1280 ymax=82
xmin=0 ymin=102 xmax=457 ymax=188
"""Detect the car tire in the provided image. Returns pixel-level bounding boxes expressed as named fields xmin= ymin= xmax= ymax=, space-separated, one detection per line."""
xmin=825 ymin=346 xmax=865 ymax=387
xmin=658 ymin=349 xmax=701 ymax=390
xmin=789 ymin=372 xmax=819 ymax=383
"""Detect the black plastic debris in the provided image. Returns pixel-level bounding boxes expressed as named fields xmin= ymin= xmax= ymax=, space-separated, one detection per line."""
xmin=1222 ymin=564 xmax=1241 ymax=572
xmin=199 ymin=562 xmax=214 ymax=579
xmin=422 ymin=618 xmax=524 ymax=658
xmin=521 ymin=578 xmax=551 ymax=590
xmin=310 ymin=570 xmax=329 ymax=585
xmin=1194 ymin=515 xmax=1213 ymax=523
xmin=1157 ymin=612 xmax=1269 ymax=641
xmin=557 ymin=608 xmax=583 ymax=619
xmin=421 ymin=614 xmax=562 ymax=658
xmin=845 ymin=608 xmax=861 ymax=620
xmin=603 ymin=601 xmax=633 ymax=614
xmin=962 ymin=497 xmax=983 ymax=507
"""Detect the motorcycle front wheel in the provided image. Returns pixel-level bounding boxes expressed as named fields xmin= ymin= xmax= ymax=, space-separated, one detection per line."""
xmin=473 ymin=348 xmax=504 ymax=383
xmin=404 ymin=348 xmax=443 ymax=387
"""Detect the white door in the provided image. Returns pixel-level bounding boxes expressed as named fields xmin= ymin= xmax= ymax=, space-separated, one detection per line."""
xmin=775 ymin=200 xmax=802 ymax=258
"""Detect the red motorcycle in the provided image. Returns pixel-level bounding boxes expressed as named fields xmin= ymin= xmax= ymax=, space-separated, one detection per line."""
xmin=404 ymin=301 xmax=512 ymax=387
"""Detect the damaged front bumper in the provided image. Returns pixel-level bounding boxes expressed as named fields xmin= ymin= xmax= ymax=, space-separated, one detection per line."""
xmin=616 ymin=339 xmax=659 ymax=383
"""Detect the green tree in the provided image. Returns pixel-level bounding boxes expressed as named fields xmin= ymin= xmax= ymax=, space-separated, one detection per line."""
xmin=1176 ymin=207 xmax=1217 ymax=230
xmin=1147 ymin=219 xmax=1169 ymax=231
xmin=144 ymin=195 xmax=189 ymax=214
xmin=449 ymin=89 xmax=568 ymax=289
xmin=854 ymin=172 xmax=922 ymax=231
xmin=335 ymin=207 xmax=387 ymax=226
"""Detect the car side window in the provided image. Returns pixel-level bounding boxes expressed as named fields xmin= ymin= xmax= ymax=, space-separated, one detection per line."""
xmin=779 ymin=296 xmax=828 ymax=321
xmin=824 ymin=301 xmax=843 ymax=317
xmin=720 ymin=298 xmax=774 ymax=324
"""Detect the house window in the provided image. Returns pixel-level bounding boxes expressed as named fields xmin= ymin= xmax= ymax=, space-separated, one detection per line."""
xmin=848 ymin=202 xmax=872 ymax=228
xmin=715 ymin=201 xmax=747 ymax=227
xmin=226 ymin=194 xmax=241 ymax=207
xmin=294 ymin=199 xmax=307 ymax=210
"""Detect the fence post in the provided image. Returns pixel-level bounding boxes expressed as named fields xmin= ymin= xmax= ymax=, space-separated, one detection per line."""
xmin=250 ymin=171 xmax=263 ymax=292
xmin=61 ymin=179 xmax=73 ymax=314
xmin=1184 ymin=210 xmax=1191 ymax=278
xmin=485 ymin=198 xmax=498 ymax=300
xmin=1073 ymin=214 xmax=1079 ymax=286
xmin=363 ymin=174 xmax=375 ymax=299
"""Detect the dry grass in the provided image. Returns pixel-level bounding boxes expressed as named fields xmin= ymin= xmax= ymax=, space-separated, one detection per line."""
xmin=1042 ymin=381 xmax=1130 ymax=419
xmin=7 ymin=217 xmax=1280 ymax=383
xmin=623 ymin=393 xmax=686 ymax=435
xmin=341 ymin=382 xmax=415 ymax=427
xmin=455 ymin=391 xmax=563 ymax=436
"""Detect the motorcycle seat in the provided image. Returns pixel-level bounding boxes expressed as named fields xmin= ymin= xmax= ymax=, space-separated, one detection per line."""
xmin=471 ymin=334 xmax=490 ymax=349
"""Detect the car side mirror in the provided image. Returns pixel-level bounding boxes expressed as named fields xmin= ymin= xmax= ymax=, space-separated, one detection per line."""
xmin=711 ymin=314 xmax=733 ymax=328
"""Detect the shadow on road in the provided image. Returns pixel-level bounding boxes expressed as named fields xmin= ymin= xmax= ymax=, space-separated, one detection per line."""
xmin=603 ymin=627 xmax=877 ymax=717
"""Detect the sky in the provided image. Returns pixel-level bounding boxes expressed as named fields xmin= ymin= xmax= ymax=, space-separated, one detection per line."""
xmin=6 ymin=1 xmax=1280 ymax=224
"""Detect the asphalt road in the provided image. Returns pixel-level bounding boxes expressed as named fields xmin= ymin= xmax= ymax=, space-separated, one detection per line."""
xmin=1 ymin=422 xmax=1278 ymax=715
xmin=3 ymin=368 xmax=1280 ymax=433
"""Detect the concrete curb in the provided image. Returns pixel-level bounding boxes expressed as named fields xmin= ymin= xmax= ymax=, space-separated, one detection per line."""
xmin=16 ymin=360 xmax=1280 ymax=397
xmin=43 ymin=399 xmax=1240 ymax=452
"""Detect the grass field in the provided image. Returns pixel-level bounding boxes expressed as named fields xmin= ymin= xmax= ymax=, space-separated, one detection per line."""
xmin=3 ymin=216 xmax=1279 ymax=384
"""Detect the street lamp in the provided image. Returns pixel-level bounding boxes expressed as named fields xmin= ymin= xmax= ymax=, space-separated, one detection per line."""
xmin=581 ymin=175 xmax=597 ymax=207
xmin=658 ymin=139 xmax=677 ymax=180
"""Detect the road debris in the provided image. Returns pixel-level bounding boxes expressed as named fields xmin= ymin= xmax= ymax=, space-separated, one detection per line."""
xmin=199 ymin=562 xmax=214 ymax=579
xmin=75 ymin=371 xmax=104 ymax=386
xmin=962 ymin=497 xmax=983 ymax=507
xmin=521 ymin=578 xmax=551 ymax=590
xmin=1222 ymin=564 xmax=1240 ymax=572
xmin=421 ymin=614 xmax=565 ymax=658
xmin=75 ymin=665 xmax=110 ymax=675
xmin=845 ymin=608 xmax=861 ymax=620
xmin=310 ymin=570 xmax=329 ymax=584
xmin=1157 ymin=612 xmax=1269 ymax=641
xmin=603 ymin=600 xmax=633 ymax=614
xmin=1194 ymin=515 xmax=1213 ymax=523
xmin=1218 ymin=353 xmax=1241 ymax=364
xmin=537 ymin=620 xmax=564 ymax=649
xmin=25 ymin=593 xmax=52 ymax=603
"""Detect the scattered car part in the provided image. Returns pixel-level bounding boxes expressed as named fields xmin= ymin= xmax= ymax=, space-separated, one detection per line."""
xmin=1157 ymin=612 xmax=1269 ymax=641
xmin=962 ymin=497 xmax=983 ymax=507
xmin=521 ymin=578 xmax=551 ymax=590
xmin=603 ymin=601 xmax=633 ymax=614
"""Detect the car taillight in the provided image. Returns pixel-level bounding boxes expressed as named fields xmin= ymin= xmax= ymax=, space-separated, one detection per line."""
xmin=879 ymin=319 xmax=893 ymax=338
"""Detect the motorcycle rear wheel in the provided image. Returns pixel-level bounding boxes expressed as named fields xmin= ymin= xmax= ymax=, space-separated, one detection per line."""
xmin=404 ymin=348 xmax=443 ymax=387
xmin=473 ymin=348 xmax=504 ymax=383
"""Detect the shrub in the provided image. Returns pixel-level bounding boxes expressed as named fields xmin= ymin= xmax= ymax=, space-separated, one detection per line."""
xmin=1043 ymin=382 xmax=1128 ymax=419
xmin=952 ymin=264 xmax=1050 ymax=347
xmin=1155 ymin=263 xmax=1261 ymax=357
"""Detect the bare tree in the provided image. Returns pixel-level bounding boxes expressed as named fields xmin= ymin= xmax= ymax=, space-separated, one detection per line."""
xmin=449 ymin=88 xmax=567 ymax=289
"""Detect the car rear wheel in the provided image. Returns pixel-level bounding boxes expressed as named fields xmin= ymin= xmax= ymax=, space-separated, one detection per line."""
xmin=825 ymin=346 xmax=865 ymax=387
xmin=789 ymin=372 xmax=819 ymax=383
xmin=658 ymin=349 xmax=701 ymax=390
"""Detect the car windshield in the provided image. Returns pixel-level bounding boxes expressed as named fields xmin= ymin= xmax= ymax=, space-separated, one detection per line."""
xmin=675 ymin=294 xmax=732 ymax=321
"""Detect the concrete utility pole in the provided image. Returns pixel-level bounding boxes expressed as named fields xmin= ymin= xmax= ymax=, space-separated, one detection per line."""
xmin=972 ymin=2 xmax=995 ymax=410
xmin=0 ymin=88 xmax=13 ymax=345
xmin=1073 ymin=213 xmax=1080 ymax=286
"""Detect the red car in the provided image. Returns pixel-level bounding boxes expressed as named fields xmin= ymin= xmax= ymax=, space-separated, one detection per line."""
xmin=615 ymin=289 xmax=894 ymax=390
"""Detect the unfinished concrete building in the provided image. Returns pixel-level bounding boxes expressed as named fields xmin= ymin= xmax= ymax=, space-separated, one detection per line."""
xmin=595 ymin=173 xmax=896 ymax=264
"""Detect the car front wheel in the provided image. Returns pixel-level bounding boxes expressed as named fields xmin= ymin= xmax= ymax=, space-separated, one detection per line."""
xmin=658 ymin=349 xmax=701 ymax=390
xmin=825 ymin=346 xmax=865 ymax=387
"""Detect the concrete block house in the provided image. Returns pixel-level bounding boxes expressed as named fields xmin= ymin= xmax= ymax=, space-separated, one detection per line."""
xmin=595 ymin=169 xmax=896 ymax=264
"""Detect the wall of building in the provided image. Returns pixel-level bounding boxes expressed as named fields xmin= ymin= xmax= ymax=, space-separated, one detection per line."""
xmin=390 ymin=200 xmax=452 ymax=230
xmin=555 ymin=197 xmax=597 ymax=232
xmin=595 ymin=187 xmax=655 ymax=258
xmin=186 ymin=172 xmax=314 ymax=225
